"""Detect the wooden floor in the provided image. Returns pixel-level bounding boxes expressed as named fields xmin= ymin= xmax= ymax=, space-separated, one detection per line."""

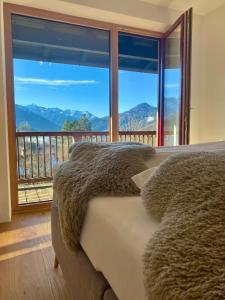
xmin=18 ymin=182 xmax=53 ymax=204
xmin=0 ymin=211 xmax=72 ymax=300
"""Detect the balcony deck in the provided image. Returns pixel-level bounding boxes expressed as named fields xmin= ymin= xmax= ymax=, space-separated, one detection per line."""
xmin=18 ymin=182 xmax=53 ymax=204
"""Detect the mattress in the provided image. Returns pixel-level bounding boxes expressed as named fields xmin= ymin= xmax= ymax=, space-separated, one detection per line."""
xmin=80 ymin=196 xmax=159 ymax=300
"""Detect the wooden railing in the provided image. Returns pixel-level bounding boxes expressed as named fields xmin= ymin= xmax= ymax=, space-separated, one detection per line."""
xmin=16 ymin=130 xmax=156 ymax=183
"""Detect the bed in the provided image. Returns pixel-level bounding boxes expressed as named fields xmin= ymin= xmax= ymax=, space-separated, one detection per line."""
xmin=81 ymin=196 xmax=159 ymax=300
xmin=51 ymin=141 xmax=225 ymax=300
xmin=52 ymin=195 xmax=158 ymax=300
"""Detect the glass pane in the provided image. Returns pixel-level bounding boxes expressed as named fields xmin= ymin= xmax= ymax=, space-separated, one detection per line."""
xmin=12 ymin=14 xmax=110 ymax=205
xmin=118 ymin=32 xmax=159 ymax=145
xmin=163 ymin=24 xmax=182 ymax=146
xmin=12 ymin=14 xmax=110 ymax=133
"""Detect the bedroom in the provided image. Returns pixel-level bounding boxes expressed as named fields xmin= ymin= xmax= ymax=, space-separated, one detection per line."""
xmin=0 ymin=0 xmax=225 ymax=299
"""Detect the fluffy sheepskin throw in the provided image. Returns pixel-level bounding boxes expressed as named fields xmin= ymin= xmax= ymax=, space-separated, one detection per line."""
xmin=142 ymin=151 xmax=225 ymax=300
xmin=53 ymin=141 xmax=155 ymax=250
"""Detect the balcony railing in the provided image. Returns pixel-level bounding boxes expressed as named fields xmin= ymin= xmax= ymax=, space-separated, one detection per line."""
xmin=16 ymin=131 xmax=156 ymax=183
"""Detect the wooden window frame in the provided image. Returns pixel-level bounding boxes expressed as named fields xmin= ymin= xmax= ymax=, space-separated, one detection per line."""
xmin=158 ymin=16 xmax=185 ymax=146
xmin=3 ymin=3 xmax=163 ymax=213
xmin=158 ymin=9 xmax=192 ymax=146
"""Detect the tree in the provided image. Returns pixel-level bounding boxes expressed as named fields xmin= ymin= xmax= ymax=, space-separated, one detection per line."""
xmin=62 ymin=120 xmax=72 ymax=131
xmin=61 ymin=114 xmax=92 ymax=132
xmin=79 ymin=114 xmax=92 ymax=131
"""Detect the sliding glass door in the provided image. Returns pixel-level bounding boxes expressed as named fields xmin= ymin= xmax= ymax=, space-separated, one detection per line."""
xmin=11 ymin=14 xmax=111 ymax=205
xmin=4 ymin=3 xmax=191 ymax=211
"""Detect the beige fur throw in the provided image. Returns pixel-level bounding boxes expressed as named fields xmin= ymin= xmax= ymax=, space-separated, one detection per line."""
xmin=53 ymin=142 xmax=155 ymax=250
xmin=142 ymin=152 xmax=225 ymax=299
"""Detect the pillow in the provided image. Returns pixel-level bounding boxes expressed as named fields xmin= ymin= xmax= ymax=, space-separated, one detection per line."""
xmin=133 ymin=152 xmax=174 ymax=190
xmin=145 ymin=152 xmax=171 ymax=168
xmin=132 ymin=167 xmax=157 ymax=189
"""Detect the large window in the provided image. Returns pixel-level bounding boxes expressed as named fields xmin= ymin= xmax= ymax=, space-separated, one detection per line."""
xmin=5 ymin=3 xmax=192 ymax=210
xmin=12 ymin=14 xmax=110 ymax=133
xmin=118 ymin=33 xmax=159 ymax=134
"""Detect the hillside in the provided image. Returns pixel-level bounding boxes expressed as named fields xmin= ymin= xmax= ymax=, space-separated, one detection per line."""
xmin=25 ymin=104 xmax=95 ymax=129
xmin=119 ymin=102 xmax=157 ymax=131
xmin=16 ymin=104 xmax=59 ymax=131
xmin=15 ymin=102 xmax=157 ymax=132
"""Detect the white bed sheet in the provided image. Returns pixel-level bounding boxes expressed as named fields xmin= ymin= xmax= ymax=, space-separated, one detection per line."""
xmin=80 ymin=196 xmax=159 ymax=300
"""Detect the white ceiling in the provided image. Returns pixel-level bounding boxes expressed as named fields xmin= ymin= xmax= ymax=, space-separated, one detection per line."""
xmin=141 ymin=0 xmax=225 ymax=15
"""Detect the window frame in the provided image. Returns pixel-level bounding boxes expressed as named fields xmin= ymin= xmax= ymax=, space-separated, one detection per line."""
xmin=3 ymin=3 xmax=162 ymax=213
xmin=158 ymin=9 xmax=192 ymax=146
xmin=159 ymin=16 xmax=185 ymax=146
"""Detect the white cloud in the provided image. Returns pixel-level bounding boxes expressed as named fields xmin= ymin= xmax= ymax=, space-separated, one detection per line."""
xmin=14 ymin=76 xmax=98 ymax=86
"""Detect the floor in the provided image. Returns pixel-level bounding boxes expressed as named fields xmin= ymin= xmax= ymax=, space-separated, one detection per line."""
xmin=18 ymin=182 xmax=53 ymax=204
xmin=0 ymin=211 xmax=72 ymax=300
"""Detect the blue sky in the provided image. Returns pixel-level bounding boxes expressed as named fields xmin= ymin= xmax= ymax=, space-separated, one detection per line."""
xmin=13 ymin=59 xmax=159 ymax=118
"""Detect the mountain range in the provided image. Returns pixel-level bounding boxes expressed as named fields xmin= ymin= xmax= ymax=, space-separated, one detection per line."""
xmin=15 ymin=102 xmax=157 ymax=132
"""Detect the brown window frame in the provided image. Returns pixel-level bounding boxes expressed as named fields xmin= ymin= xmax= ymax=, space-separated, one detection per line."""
xmin=158 ymin=9 xmax=192 ymax=146
xmin=3 ymin=3 xmax=163 ymax=213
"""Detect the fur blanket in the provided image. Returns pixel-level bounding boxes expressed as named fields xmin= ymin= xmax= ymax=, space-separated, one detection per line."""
xmin=53 ymin=142 xmax=155 ymax=250
xmin=142 ymin=152 xmax=225 ymax=300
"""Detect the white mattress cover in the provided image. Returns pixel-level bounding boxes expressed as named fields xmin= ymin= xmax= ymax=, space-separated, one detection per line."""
xmin=80 ymin=196 xmax=159 ymax=300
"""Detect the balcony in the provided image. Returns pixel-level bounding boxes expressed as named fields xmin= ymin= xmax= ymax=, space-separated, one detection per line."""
xmin=16 ymin=131 xmax=156 ymax=204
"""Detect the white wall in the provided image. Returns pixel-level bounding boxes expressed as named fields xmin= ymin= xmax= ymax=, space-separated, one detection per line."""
xmin=189 ymin=14 xmax=203 ymax=144
xmin=60 ymin=0 xmax=171 ymax=28
xmin=197 ymin=4 xmax=225 ymax=142
xmin=0 ymin=0 xmax=11 ymax=222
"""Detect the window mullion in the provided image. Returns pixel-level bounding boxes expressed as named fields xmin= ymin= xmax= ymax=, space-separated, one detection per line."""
xmin=110 ymin=26 xmax=119 ymax=142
